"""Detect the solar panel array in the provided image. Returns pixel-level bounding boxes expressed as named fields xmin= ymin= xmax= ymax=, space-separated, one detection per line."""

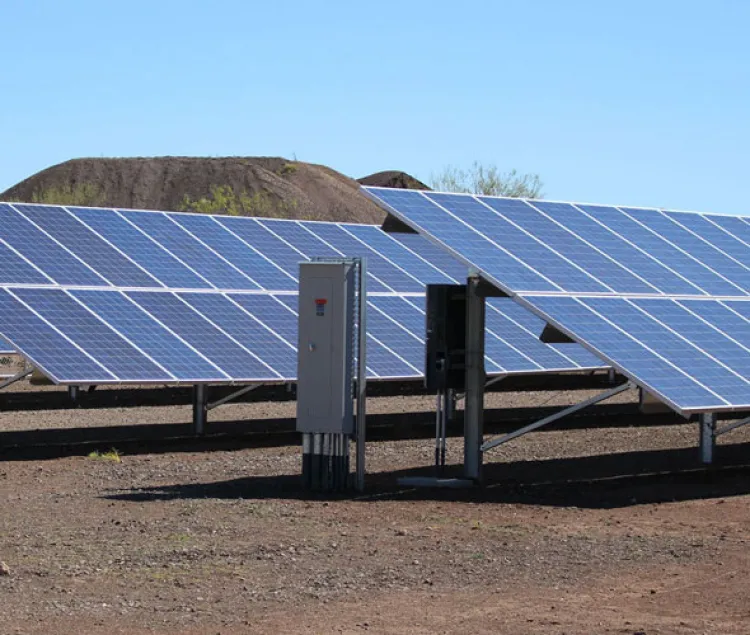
xmin=364 ymin=186 xmax=750 ymax=414
xmin=0 ymin=202 xmax=605 ymax=385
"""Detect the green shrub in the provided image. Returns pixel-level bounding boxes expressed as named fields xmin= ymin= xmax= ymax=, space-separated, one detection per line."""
xmin=24 ymin=183 xmax=105 ymax=206
xmin=180 ymin=185 xmax=302 ymax=218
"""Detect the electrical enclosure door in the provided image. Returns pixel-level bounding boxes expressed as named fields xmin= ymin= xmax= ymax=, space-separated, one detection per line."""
xmin=296 ymin=262 xmax=355 ymax=434
xmin=425 ymin=284 xmax=467 ymax=391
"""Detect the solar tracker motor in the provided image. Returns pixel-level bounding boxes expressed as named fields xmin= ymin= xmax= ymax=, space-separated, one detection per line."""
xmin=297 ymin=262 xmax=357 ymax=492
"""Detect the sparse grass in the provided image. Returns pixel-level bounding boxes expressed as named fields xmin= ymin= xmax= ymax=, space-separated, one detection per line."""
xmin=278 ymin=162 xmax=298 ymax=176
xmin=87 ymin=448 xmax=122 ymax=462
xmin=14 ymin=183 xmax=107 ymax=207
xmin=179 ymin=185 xmax=301 ymax=218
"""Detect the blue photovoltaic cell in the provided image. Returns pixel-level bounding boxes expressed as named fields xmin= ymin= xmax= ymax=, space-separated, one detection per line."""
xmin=581 ymin=297 xmax=750 ymax=403
xmin=13 ymin=288 xmax=172 ymax=381
xmin=531 ymin=202 xmax=699 ymax=295
xmin=259 ymin=220 xmax=344 ymax=260
xmin=0 ymin=289 xmax=115 ymax=382
xmin=720 ymin=300 xmax=750 ymax=325
xmin=485 ymin=302 xmax=580 ymax=370
xmin=485 ymin=298 xmax=606 ymax=369
xmin=366 ymin=189 xmax=556 ymax=291
xmin=390 ymin=232 xmax=467 ymax=282
xmin=366 ymin=300 xmax=423 ymax=372
xmin=0 ymin=240 xmax=51 ymax=285
xmin=621 ymin=208 xmax=750 ymax=294
xmin=121 ymin=212 xmax=258 ymax=290
xmin=0 ymin=204 xmax=108 ymax=286
xmin=709 ymin=216 xmax=750 ymax=248
xmin=632 ymin=298 xmax=750 ymax=379
xmin=345 ymin=225 xmax=455 ymax=286
xmin=366 ymin=340 xmax=419 ymax=378
xmin=71 ymin=290 xmax=226 ymax=381
xmin=229 ymin=294 xmax=299 ymax=350
xmin=667 ymin=212 xmax=750 ymax=270
xmin=426 ymin=192 xmax=609 ymax=293
xmin=127 ymin=291 xmax=275 ymax=380
xmin=70 ymin=207 xmax=211 ymax=289
xmin=527 ymin=295 xmax=726 ymax=410
xmin=168 ymin=214 xmax=296 ymax=291
xmin=370 ymin=296 xmax=426 ymax=343
xmin=14 ymin=205 xmax=160 ymax=288
xmin=679 ymin=300 xmax=750 ymax=343
xmin=478 ymin=196 xmax=655 ymax=293
xmin=577 ymin=205 xmax=740 ymax=296
xmin=303 ymin=223 xmax=422 ymax=293
xmin=179 ymin=293 xmax=293 ymax=379
xmin=0 ymin=334 xmax=15 ymax=354
xmin=216 ymin=217 xmax=305 ymax=281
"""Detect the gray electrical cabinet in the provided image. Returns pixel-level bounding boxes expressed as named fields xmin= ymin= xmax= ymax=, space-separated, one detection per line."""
xmin=296 ymin=262 xmax=355 ymax=434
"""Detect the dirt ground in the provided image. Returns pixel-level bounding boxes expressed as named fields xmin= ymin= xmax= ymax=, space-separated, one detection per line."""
xmin=1 ymin=380 xmax=749 ymax=635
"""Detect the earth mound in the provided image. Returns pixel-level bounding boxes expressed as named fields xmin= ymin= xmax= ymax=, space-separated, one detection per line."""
xmin=356 ymin=170 xmax=429 ymax=190
xmin=2 ymin=157 xmax=426 ymax=224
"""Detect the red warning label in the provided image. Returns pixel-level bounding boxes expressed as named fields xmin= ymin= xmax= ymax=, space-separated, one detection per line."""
xmin=315 ymin=298 xmax=327 ymax=316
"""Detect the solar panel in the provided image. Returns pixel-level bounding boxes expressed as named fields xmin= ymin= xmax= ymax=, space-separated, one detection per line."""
xmin=363 ymin=186 xmax=750 ymax=413
xmin=70 ymin=207 xmax=212 ymax=289
xmin=0 ymin=201 xmax=608 ymax=385
xmin=0 ymin=204 xmax=109 ymax=286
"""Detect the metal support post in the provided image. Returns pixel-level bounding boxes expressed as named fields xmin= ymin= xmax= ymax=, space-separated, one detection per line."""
xmin=699 ymin=412 xmax=716 ymax=465
xmin=192 ymin=385 xmax=208 ymax=436
xmin=607 ymin=368 xmax=616 ymax=384
xmin=463 ymin=275 xmax=486 ymax=482
xmin=68 ymin=386 xmax=80 ymax=404
xmin=355 ymin=258 xmax=367 ymax=492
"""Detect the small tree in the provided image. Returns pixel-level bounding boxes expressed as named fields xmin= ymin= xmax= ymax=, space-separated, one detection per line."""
xmin=430 ymin=162 xmax=543 ymax=198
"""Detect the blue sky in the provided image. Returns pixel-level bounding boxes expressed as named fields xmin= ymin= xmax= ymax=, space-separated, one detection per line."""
xmin=2 ymin=0 xmax=748 ymax=213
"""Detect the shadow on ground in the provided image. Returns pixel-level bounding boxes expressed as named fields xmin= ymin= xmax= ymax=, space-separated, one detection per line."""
xmin=0 ymin=401 xmax=691 ymax=461
xmin=104 ymin=441 xmax=750 ymax=509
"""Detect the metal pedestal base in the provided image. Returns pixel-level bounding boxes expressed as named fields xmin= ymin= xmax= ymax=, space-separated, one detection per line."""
xmin=192 ymin=385 xmax=208 ymax=436
xmin=302 ymin=433 xmax=350 ymax=492
xmin=699 ymin=412 xmax=717 ymax=465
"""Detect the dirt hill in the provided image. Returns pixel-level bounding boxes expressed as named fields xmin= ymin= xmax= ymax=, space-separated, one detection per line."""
xmin=1 ymin=157 xmax=427 ymax=224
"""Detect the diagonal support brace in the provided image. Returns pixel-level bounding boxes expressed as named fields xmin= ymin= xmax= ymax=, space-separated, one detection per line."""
xmin=0 ymin=368 xmax=33 ymax=392
xmin=716 ymin=415 xmax=750 ymax=437
xmin=481 ymin=381 xmax=634 ymax=453
xmin=207 ymin=383 xmax=262 ymax=411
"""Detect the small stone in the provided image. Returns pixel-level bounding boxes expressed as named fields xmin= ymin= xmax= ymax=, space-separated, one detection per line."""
xmin=0 ymin=562 xmax=10 ymax=576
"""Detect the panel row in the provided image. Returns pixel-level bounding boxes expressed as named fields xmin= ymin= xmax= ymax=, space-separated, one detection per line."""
xmin=364 ymin=187 xmax=750 ymax=297
xmin=0 ymin=203 xmax=462 ymax=293
xmin=0 ymin=287 xmax=606 ymax=385
xmin=525 ymin=295 xmax=750 ymax=412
